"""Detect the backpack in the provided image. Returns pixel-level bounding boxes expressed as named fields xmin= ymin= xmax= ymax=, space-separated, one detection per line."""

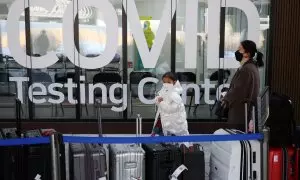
xmin=266 ymin=92 xmax=295 ymax=146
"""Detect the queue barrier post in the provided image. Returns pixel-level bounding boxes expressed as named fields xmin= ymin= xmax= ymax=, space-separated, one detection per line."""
xmin=50 ymin=133 xmax=62 ymax=180
xmin=262 ymin=127 xmax=270 ymax=180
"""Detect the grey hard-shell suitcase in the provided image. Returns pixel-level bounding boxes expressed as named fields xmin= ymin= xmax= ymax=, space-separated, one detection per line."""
xmin=69 ymin=143 xmax=107 ymax=180
xmin=109 ymin=115 xmax=145 ymax=180
xmin=86 ymin=144 xmax=107 ymax=179
xmin=69 ymin=143 xmax=87 ymax=180
xmin=68 ymin=101 xmax=108 ymax=180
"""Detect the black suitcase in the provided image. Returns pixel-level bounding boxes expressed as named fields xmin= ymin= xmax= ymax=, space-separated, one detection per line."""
xmin=23 ymin=129 xmax=52 ymax=180
xmin=142 ymin=143 xmax=182 ymax=180
xmin=0 ymin=128 xmax=65 ymax=180
xmin=25 ymin=129 xmax=66 ymax=180
xmin=180 ymin=144 xmax=205 ymax=180
xmin=0 ymin=128 xmax=22 ymax=180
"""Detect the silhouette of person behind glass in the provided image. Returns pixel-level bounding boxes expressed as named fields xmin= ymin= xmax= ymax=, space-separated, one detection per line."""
xmin=34 ymin=30 xmax=50 ymax=56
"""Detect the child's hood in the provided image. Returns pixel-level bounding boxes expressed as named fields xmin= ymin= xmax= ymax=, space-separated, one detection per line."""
xmin=173 ymin=80 xmax=183 ymax=94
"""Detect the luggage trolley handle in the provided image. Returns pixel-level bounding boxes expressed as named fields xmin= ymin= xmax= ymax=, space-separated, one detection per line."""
xmin=136 ymin=114 xmax=142 ymax=147
xmin=244 ymin=102 xmax=256 ymax=133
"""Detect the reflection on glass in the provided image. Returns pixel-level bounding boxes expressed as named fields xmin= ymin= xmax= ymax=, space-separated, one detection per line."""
xmin=33 ymin=30 xmax=50 ymax=56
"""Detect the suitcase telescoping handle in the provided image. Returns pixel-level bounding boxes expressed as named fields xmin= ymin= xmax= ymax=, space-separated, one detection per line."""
xmin=252 ymin=105 xmax=256 ymax=133
xmin=245 ymin=103 xmax=256 ymax=133
xmin=96 ymin=99 xmax=103 ymax=137
xmin=136 ymin=114 xmax=142 ymax=147
xmin=245 ymin=103 xmax=247 ymax=133
xmin=15 ymin=98 xmax=22 ymax=137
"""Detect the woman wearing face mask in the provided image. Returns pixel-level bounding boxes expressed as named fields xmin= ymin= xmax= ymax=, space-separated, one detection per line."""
xmin=221 ymin=40 xmax=264 ymax=131
xmin=151 ymin=72 xmax=189 ymax=137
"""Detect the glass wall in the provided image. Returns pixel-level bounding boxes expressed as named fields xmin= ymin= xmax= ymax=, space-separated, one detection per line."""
xmin=0 ymin=0 xmax=270 ymax=122
xmin=0 ymin=3 xmax=29 ymax=119
xmin=174 ymin=0 xmax=270 ymax=120
xmin=127 ymin=0 xmax=173 ymax=119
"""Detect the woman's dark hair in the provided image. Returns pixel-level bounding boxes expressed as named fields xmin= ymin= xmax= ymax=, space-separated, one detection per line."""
xmin=241 ymin=40 xmax=264 ymax=67
xmin=162 ymin=72 xmax=177 ymax=81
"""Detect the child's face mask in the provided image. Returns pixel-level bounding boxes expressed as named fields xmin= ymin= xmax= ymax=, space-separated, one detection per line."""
xmin=163 ymin=83 xmax=174 ymax=89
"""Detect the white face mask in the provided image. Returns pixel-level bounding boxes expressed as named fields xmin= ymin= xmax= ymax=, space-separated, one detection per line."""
xmin=163 ymin=83 xmax=174 ymax=89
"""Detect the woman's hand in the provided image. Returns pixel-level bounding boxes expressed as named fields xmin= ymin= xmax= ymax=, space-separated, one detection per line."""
xmin=248 ymin=120 xmax=254 ymax=133
xmin=157 ymin=97 xmax=163 ymax=103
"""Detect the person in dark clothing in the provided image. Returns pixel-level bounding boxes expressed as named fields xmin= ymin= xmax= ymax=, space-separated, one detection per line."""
xmin=221 ymin=40 xmax=264 ymax=130
xmin=34 ymin=30 xmax=50 ymax=56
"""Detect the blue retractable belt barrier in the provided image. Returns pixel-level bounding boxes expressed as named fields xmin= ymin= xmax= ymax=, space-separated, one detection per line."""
xmin=0 ymin=134 xmax=263 ymax=146
xmin=63 ymin=134 xmax=263 ymax=144
xmin=0 ymin=137 xmax=50 ymax=146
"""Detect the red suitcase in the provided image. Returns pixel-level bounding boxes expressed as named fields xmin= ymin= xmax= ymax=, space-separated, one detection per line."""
xmin=269 ymin=147 xmax=297 ymax=180
xmin=269 ymin=147 xmax=283 ymax=180
xmin=286 ymin=148 xmax=297 ymax=180
xmin=295 ymin=148 xmax=300 ymax=180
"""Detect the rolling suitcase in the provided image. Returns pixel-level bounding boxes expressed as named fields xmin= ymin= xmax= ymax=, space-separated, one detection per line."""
xmin=86 ymin=144 xmax=107 ymax=179
xmin=23 ymin=129 xmax=52 ymax=180
xmin=144 ymin=133 xmax=205 ymax=179
xmin=142 ymin=143 xmax=182 ymax=180
xmin=286 ymin=148 xmax=297 ymax=180
xmin=68 ymin=101 xmax=108 ymax=180
xmin=269 ymin=147 xmax=283 ymax=180
xmin=180 ymin=144 xmax=205 ymax=180
xmin=229 ymin=129 xmax=261 ymax=180
xmin=0 ymin=128 xmax=21 ymax=180
xmin=22 ymin=129 xmax=66 ymax=180
xmin=69 ymin=143 xmax=107 ymax=180
xmin=269 ymin=147 xmax=297 ymax=180
xmin=110 ymin=143 xmax=145 ymax=180
xmin=295 ymin=148 xmax=300 ymax=180
xmin=109 ymin=114 xmax=145 ymax=180
xmin=198 ymin=142 xmax=211 ymax=180
xmin=0 ymin=128 xmax=64 ymax=180
xmin=0 ymin=101 xmax=26 ymax=180
xmin=69 ymin=143 xmax=87 ymax=180
xmin=210 ymin=103 xmax=261 ymax=180
xmin=293 ymin=126 xmax=300 ymax=180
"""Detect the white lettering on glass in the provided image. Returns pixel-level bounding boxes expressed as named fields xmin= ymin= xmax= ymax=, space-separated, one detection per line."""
xmin=7 ymin=0 xmax=59 ymax=68
xmin=62 ymin=0 xmax=118 ymax=69
xmin=7 ymin=0 xmax=260 ymax=70
xmin=207 ymin=0 xmax=260 ymax=69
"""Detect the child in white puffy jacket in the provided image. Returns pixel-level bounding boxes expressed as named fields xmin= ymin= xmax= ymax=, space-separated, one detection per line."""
xmin=151 ymin=72 xmax=190 ymax=137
